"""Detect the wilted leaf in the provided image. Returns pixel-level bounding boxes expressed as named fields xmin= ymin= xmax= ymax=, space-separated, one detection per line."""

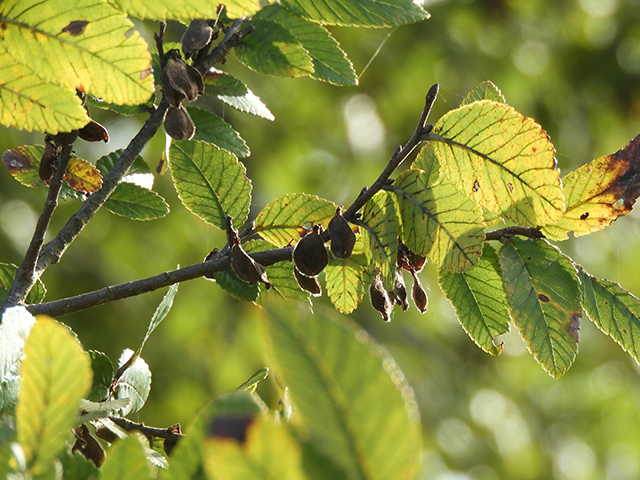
xmin=580 ymin=270 xmax=640 ymax=365
xmin=262 ymin=306 xmax=421 ymax=480
xmin=115 ymin=349 xmax=151 ymax=415
xmin=65 ymin=157 xmax=103 ymax=193
xmin=190 ymin=108 xmax=250 ymax=158
xmin=461 ymin=80 xmax=506 ymax=105
xmin=105 ymin=182 xmax=169 ymax=220
xmin=235 ymin=19 xmax=314 ymax=77
xmin=169 ymin=141 xmax=252 ymax=230
xmin=499 ymin=238 xmax=581 ymax=378
xmin=253 ymin=5 xmax=357 ymax=86
xmin=430 ymin=100 xmax=564 ymax=227
xmin=16 ymin=316 xmax=92 ymax=475
xmin=361 ymin=191 xmax=398 ymax=290
xmin=255 ymin=193 xmax=337 ymax=247
xmin=204 ymin=73 xmax=274 ymax=120
xmin=543 ymin=134 xmax=640 ymax=240
xmin=280 ymin=0 xmax=430 ymax=27
xmin=439 ymin=244 xmax=510 ymax=355
xmin=1 ymin=0 xmax=153 ymax=106
xmin=0 ymin=263 xmax=46 ymax=305
xmin=394 ymin=167 xmax=484 ymax=272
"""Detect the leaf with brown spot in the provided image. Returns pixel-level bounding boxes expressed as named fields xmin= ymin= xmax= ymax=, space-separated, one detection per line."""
xmin=543 ymin=134 xmax=640 ymax=240
xmin=64 ymin=157 xmax=103 ymax=193
xmin=61 ymin=20 xmax=89 ymax=36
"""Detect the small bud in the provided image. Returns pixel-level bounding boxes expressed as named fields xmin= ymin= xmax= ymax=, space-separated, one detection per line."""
xmin=38 ymin=140 xmax=57 ymax=184
xmin=294 ymin=266 xmax=322 ymax=296
xmin=181 ymin=19 xmax=213 ymax=59
xmin=293 ymin=224 xmax=328 ymax=277
xmin=328 ymin=209 xmax=356 ymax=259
xmin=164 ymin=106 xmax=195 ymax=141
xmin=164 ymin=50 xmax=204 ymax=102
xmin=370 ymin=272 xmax=393 ymax=322
xmin=78 ymin=119 xmax=109 ymax=143
xmin=411 ymin=272 xmax=428 ymax=314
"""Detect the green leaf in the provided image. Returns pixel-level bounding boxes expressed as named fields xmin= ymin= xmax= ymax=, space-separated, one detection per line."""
xmin=325 ymin=243 xmax=368 ymax=315
xmin=439 ymin=244 xmax=511 ymax=356
xmin=254 ymin=5 xmax=357 ymax=85
xmin=361 ymin=190 xmax=398 ymax=289
xmin=212 ymin=269 xmax=261 ymax=302
xmin=235 ymin=19 xmax=314 ymax=77
xmin=115 ymin=348 xmax=151 ymax=416
xmin=204 ymin=416 xmax=306 ymax=480
xmin=107 ymin=0 xmax=260 ymax=20
xmin=543 ymin=135 xmax=640 ymax=240
xmin=0 ymin=263 xmax=46 ymax=305
xmin=255 ymin=193 xmax=337 ymax=247
xmin=498 ymin=238 xmax=581 ymax=378
xmin=430 ymin=100 xmax=564 ymax=227
xmin=579 ymin=270 xmax=640 ymax=365
xmin=16 ymin=317 xmax=92 ymax=475
xmin=87 ymin=95 xmax=152 ymax=116
xmin=237 ymin=368 xmax=270 ymax=392
xmin=96 ymin=150 xmax=150 ymax=177
xmin=0 ymin=307 xmax=36 ymax=415
xmin=1 ymin=0 xmax=153 ymax=106
xmin=280 ymin=0 xmax=430 ymax=27
xmin=0 ymin=41 xmax=89 ymax=133
xmin=60 ymin=450 xmax=100 ymax=480
xmin=262 ymin=306 xmax=421 ymax=480
xmin=169 ymin=140 xmax=252 ymax=230
xmin=204 ymin=73 xmax=274 ymax=120
xmin=394 ymin=167 xmax=484 ymax=273
xmin=104 ymin=183 xmax=169 ymax=220
xmin=132 ymin=284 xmax=178 ymax=361
xmin=87 ymin=351 xmax=114 ymax=402
xmin=461 ymin=80 xmax=506 ymax=105
xmin=190 ymin=108 xmax=250 ymax=158
xmin=100 ymin=435 xmax=152 ymax=480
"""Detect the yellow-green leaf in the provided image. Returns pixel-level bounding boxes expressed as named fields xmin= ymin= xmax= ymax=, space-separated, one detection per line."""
xmin=461 ymin=80 xmax=506 ymax=106
xmin=543 ymin=134 xmax=640 ymax=240
xmin=16 ymin=316 xmax=92 ymax=475
xmin=64 ymin=157 xmax=103 ymax=194
xmin=108 ymin=0 xmax=261 ymax=20
xmin=430 ymin=100 xmax=564 ymax=227
xmin=361 ymin=190 xmax=398 ymax=290
xmin=100 ymin=435 xmax=152 ymax=480
xmin=1 ymin=0 xmax=153 ymax=107
xmin=325 ymin=243 xmax=367 ymax=314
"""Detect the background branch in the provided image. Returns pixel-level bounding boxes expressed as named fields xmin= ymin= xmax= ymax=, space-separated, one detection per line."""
xmin=108 ymin=416 xmax=185 ymax=442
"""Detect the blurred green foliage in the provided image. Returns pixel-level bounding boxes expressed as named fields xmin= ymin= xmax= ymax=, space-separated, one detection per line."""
xmin=4 ymin=0 xmax=640 ymax=478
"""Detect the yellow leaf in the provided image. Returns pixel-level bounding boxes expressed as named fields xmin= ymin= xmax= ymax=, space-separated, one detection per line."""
xmin=65 ymin=157 xmax=103 ymax=193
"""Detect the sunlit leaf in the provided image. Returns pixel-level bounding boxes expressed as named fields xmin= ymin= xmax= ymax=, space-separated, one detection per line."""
xmin=430 ymin=100 xmax=564 ymax=227
xmin=204 ymin=416 xmax=305 ymax=480
xmin=136 ymin=284 xmax=178 ymax=358
xmin=104 ymin=182 xmax=169 ymax=220
xmin=1 ymin=0 xmax=153 ymax=106
xmin=499 ymin=238 xmax=581 ymax=378
xmin=394 ymin=167 xmax=484 ymax=272
xmin=87 ymin=95 xmax=152 ymax=116
xmin=115 ymin=348 xmax=151 ymax=416
xmin=0 ymin=307 xmax=36 ymax=415
xmin=580 ymin=270 xmax=640 ymax=365
xmin=0 ymin=42 xmax=89 ymax=133
xmin=204 ymin=73 xmax=274 ymax=120
xmin=280 ymin=0 xmax=430 ymax=27
xmin=461 ymin=80 xmax=506 ymax=105
xmin=107 ymin=0 xmax=259 ymax=21
xmin=253 ymin=5 xmax=357 ymax=85
xmin=64 ymin=157 xmax=103 ymax=194
xmin=96 ymin=149 xmax=150 ymax=176
xmin=235 ymin=19 xmax=314 ymax=77
xmin=87 ymin=350 xmax=114 ymax=402
xmin=361 ymin=190 xmax=398 ymax=290
xmin=0 ymin=263 xmax=46 ymax=305
xmin=255 ymin=193 xmax=337 ymax=247
xmin=325 ymin=248 xmax=368 ymax=315
xmin=190 ymin=108 xmax=250 ymax=158
xmin=16 ymin=316 xmax=92 ymax=475
xmin=543 ymin=134 xmax=640 ymax=240
xmin=439 ymin=244 xmax=510 ymax=356
xmin=100 ymin=435 xmax=152 ymax=480
xmin=262 ymin=306 xmax=421 ymax=480
xmin=169 ymin=140 xmax=252 ymax=230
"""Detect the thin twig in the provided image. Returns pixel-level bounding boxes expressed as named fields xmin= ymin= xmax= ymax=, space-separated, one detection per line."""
xmin=194 ymin=19 xmax=255 ymax=73
xmin=485 ymin=226 xmax=544 ymax=241
xmin=108 ymin=416 xmax=185 ymax=442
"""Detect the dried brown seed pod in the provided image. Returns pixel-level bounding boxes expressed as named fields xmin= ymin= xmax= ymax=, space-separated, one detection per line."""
xmin=411 ymin=272 xmax=428 ymax=314
xmin=52 ymin=130 xmax=78 ymax=147
xmin=72 ymin=424 xmax=105 ymax=467
xmin=164 ymin=50 xmax=204 ymax=102
xmin=397 ymin=241 xmax=426 ymax=273
xmin=181 ymin=19 xmax=213 ymax=59
xmin=370 ymin=272 xmax=393 ymax=322
xmin=294 ymin=266 xmax=322 ymax=296
xmin=328 ymin=209 xmax=356 ymax=259
xmin=164 ymin=106 xmax=195 ymax=141
xmin=38 ymin=140 xmax=57 ymax=184
xmin=390 ymin=269 xmax=409 ymax=311
xmin=78 ymin=119 xmax=109 ymax=143
xmin=293 ymin=224 xmax=328 ymax=277
xmin=231 ymin=242 xmax=272 ymax=289
xmin=163 ymin=423 xmax=182 ymax=456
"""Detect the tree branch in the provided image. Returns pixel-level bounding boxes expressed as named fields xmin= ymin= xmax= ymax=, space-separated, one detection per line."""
xmin=194 ymin=18 xmax=255 ymax=73
xmin=108 ymin=416 xmax=185 ymax=442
